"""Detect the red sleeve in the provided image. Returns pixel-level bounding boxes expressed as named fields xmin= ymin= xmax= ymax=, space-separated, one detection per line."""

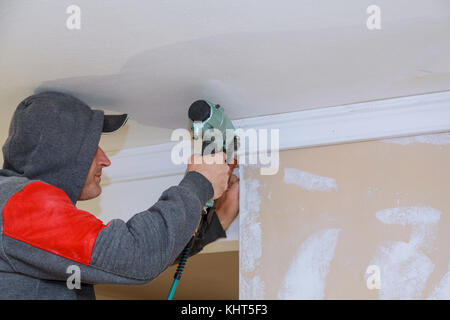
xmin=2 ymin=181 xmax=107 ymax=265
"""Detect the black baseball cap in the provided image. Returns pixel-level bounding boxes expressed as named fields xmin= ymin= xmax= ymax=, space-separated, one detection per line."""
xmin=102 ymin=114 xmax=129 ymax=134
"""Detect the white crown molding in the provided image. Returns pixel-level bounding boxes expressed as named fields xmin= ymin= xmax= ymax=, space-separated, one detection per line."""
xmin=233 ymin=90 xmax=450 ymax=151
xmin=104 ymin=90 xmax=450 ymax=183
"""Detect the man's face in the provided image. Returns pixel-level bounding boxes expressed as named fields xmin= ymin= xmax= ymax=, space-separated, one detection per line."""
xmin=78 ymin=147 xmax=111 ymax=201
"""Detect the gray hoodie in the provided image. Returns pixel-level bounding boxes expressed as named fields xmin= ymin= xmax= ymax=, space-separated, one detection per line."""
xmin=0 ymin=92 xmax=225 ymax=299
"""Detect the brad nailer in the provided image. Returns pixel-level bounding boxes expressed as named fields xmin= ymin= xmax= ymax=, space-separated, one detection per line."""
xmin=167 ymin=100 xmax=238 ymax=300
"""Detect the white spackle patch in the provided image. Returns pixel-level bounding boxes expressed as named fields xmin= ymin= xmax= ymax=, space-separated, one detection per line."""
xmin=428 ymin=263 xmax=450 ymax=300
xmin=371 ymin=241 xmax=435 ymax=300
xmin=371 ymin=206 xmax=442 ymax=299
xmin=381 ymin=132 xmax=450 ymax=145
xmin=240 ymin=275 xmax=265 ymax=300
xmin=376 ymin=206 xmax=441 ymax=226
xmin=240 ymin=177 xmax=262 ymax=273
xmin=239 ymin=171 xmax=266 ymax=299
xmin=376 ymin=206 xmax=441 ymax=249
xmin=277 ymin=229 xmax=340 ymax=300
xmin=283 ymin=168 xmax=337 ymax=192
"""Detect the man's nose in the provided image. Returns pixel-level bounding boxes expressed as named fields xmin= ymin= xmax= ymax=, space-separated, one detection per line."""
xmin=97 ymin=148 xmax=111 ymax=167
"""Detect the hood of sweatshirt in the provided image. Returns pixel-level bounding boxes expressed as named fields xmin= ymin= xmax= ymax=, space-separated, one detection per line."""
xmin=1 ymin=92 xmax=105 ymax=205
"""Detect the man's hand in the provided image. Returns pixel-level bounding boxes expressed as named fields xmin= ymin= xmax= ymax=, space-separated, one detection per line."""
xmin=187 ymin=153 xmax=239 ymax=231
xmin=187 ymin=152 xmax=230 ymax=200
xmin=215 ymin=174 xmax=239 ymax=230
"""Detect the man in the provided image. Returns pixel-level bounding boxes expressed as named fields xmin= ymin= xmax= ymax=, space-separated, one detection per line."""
xmin=0 ymin=91 xmax=239 ymax=299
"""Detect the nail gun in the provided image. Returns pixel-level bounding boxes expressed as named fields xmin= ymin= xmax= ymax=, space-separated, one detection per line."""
xmin=167 ymin=100 xmax=238 ymax=300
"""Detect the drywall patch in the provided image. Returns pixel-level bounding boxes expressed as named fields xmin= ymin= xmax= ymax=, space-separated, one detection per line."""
xmin=376 ymin=206 xmax=441 ymax=226
xmin=283 ymin=168 xmax=337 ymax=192
xmin=376 ymin=206 xmax=441 ymax=250
xmin=428 ymin=263 xmax=450 ymax=299
xmin=381 ymin=132 xmax=450 ymax=145
xmin=240 ymin=275 xmax=265 ymax=300
xmin=277 ymin=228 xmax=341 ymax=300
xmin=371 ymin=206 xmax=441 ymax=299
xmin=371 ymin=241 xmax=435 ymax=299
xmin=239 ymin=167 xmax=266 ymax=299
xmin=240 ymin=177 xmax=262 ymax=273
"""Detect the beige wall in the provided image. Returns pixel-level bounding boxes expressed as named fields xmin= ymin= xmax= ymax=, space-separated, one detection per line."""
xmin=240 ymin=132 xmax=450 ymax=299
xmin=96 ymin=251 xmax=238 ymax=300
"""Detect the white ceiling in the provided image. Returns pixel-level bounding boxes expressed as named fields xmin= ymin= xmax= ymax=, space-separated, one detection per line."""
xmin=1 ymin=0 xmax=449 ymax=134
